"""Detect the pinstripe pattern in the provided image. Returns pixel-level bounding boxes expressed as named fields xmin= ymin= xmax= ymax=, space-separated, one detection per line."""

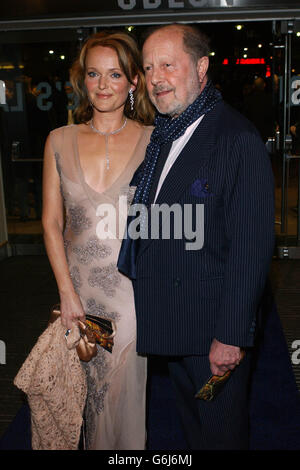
xmin=168 ymin=352 xmax=252 ymax=449
xmin=133 ymin=101 xmax=275 ymax=356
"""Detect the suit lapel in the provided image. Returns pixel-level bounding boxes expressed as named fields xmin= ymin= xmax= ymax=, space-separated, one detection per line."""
xmin=155 ymin=104 xmax=221 ymax=207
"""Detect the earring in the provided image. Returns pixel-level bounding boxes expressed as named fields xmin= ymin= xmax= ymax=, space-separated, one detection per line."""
xmin=129 ymin=89 xmax=134 ymax=111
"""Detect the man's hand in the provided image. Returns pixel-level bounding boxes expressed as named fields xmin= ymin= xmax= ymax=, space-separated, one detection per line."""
xmin=209 ymin=338 xmax=242 ymax=376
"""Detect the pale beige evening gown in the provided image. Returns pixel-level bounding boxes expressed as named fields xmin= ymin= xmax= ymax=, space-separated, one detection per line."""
xmin=49 ymin=123 xmax=152 ymax=450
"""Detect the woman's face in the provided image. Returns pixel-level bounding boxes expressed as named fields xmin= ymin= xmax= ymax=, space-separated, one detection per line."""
xmin=84 ymin=45 xmax=136 ymax=115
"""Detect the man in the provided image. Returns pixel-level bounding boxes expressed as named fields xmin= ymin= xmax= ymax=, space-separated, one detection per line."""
xmin=118 ymin=24 xmax=274 ymax=450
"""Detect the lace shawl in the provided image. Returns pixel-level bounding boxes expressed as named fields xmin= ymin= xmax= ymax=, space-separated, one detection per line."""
xmin=14 ymin=319 xmax=87 ymax=450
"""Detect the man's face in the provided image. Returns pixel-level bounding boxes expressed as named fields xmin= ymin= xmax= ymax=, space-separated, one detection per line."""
xmin=143 ymin=28 xmax=208 ymax=118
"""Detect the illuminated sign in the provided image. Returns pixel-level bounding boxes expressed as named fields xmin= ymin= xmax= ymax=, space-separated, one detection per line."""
xmin=0 ymin=0 xmax=300 ymax=20
xmin=222 ymin=58 xmax=266 ymax=65
xmin=236 ymin=58 xmax=266 ymax=64
xmin=117 ymin=0 xmax=234 ymax=8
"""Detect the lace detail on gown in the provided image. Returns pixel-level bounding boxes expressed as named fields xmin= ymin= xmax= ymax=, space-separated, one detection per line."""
xmin=72 ymin=236 xmax=112 ymax=265
xmin=88 ymin=263 xmax=122 ymax=297
xmin=86 ymin=297 xmax=121 ymax=322
xmin=68 ymin=205 xmax=93 ymax=235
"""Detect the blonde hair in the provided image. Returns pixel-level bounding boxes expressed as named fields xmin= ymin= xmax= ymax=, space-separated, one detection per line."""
xmin=70 ymin=30 xmax=155 ymax=125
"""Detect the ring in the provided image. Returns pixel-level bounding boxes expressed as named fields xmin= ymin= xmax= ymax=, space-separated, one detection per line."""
xmin=65 ymin=329 xmax=71 ymax=338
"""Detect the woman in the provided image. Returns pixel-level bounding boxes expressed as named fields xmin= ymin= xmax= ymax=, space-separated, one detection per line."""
xmin=42 ymin=31 xmax=154 ymax=450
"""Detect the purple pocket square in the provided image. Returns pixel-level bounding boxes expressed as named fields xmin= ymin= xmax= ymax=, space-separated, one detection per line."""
xmin=191 ymin=178 xmax=212 ymax=198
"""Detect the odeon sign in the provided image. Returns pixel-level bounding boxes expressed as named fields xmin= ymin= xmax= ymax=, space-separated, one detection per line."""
xmin=117 ymin=0 xmax=234 ymax=9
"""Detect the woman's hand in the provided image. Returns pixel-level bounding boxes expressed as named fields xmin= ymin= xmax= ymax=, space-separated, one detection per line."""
xmin=59 ymin=291 xmax=86 ymax=330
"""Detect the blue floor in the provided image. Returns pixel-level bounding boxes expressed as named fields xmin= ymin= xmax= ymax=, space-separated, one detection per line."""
xmin=1 ymin=300 xmax=300 ymax=451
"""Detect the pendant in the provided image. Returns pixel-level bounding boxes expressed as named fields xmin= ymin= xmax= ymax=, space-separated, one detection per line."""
xmin=90 ymin=118 xmax=128 ymax=171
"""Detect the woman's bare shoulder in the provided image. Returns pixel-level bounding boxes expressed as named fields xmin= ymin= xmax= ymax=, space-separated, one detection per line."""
xmin=131 ymin=121 xmax=154 ymax=137
xmin=50 ymin=124 xmax=81 ymax=142
xmin=143 ymin=124 xmax=154 ymax=134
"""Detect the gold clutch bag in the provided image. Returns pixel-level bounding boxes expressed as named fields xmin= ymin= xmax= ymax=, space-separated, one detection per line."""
xmin=49 ymin=305 xmax=116 ymax=362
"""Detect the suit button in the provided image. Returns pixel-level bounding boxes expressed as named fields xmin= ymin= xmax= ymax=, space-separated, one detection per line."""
xmin=250 ymin=319 xmax=256 ymax=333
xmin=174 ymin=278 xmax=181 ymax=287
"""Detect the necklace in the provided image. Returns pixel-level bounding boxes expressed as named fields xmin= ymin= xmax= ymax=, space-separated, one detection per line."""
xmin=90 ymin=118 xmax=128 ymax=170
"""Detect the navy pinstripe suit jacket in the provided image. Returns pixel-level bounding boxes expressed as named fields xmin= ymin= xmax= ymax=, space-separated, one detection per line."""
xmin=132 ymin=101 xmax=275 ymax=356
